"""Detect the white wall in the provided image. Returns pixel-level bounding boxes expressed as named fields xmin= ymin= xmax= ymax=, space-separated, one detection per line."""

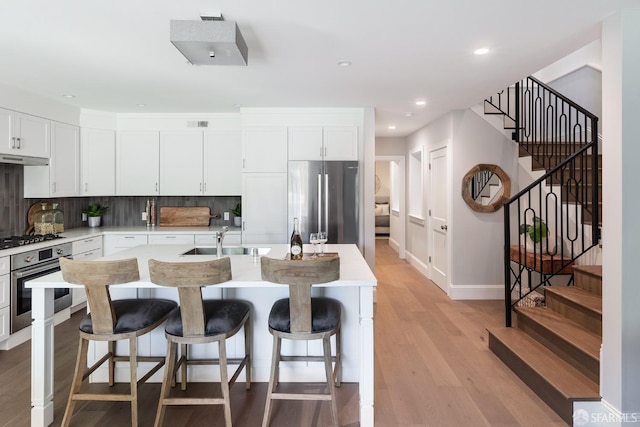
xmin=0 ymin=81 xmax=80 ymax=125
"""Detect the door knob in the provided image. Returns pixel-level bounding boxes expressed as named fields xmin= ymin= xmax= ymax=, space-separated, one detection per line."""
xmin=441 ymin=225 xmax=448 ymax=230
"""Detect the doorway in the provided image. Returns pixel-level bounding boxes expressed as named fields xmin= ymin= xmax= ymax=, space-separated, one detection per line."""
xmin=428 ymin=146 xmax=449 ymax=293
xmin=375 ymin=155 xmax=405 ymax=259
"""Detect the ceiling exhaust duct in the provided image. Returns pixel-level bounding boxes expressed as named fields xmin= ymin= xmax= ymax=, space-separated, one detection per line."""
xmin=170 ymin=14 xmax=248 ymax=66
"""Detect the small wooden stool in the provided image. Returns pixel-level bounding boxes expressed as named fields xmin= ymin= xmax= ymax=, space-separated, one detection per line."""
xmin=148 ymin=258 xmax=251 ymax=427
xmin=59 ymin=257 xmax=177 ymax=427
xmin=260 ymin=255 xmax=341 ymax=427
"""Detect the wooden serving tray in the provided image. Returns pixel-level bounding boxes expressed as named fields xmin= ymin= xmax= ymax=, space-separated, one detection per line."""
xmin=159 ymin=206 xmax=220 ymax=227
xmin=283 ymin=252 xmax=339 ymax=261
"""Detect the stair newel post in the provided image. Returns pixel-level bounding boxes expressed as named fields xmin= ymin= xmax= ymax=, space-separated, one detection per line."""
xmin=592 ymin=119 xmax=600 ymax=241
xmin=504 ymin=202 xmax=513 ymax=327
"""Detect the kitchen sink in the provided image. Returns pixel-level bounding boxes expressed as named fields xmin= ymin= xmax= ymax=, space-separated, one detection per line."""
xmin=181 ymin=246 xmax=271 ymax=256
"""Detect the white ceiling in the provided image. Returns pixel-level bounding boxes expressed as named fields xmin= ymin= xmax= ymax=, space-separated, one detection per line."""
xmin=0 ymin=1 xmax=622 ymax=137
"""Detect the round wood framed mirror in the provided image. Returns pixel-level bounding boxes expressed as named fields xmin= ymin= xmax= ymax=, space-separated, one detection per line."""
xmin=461 ymin=164 xmax=511 ymax=212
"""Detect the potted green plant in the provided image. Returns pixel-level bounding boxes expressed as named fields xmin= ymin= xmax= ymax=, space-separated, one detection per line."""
xmin=519 ymin=216 xmax=547 ymax=243
xmin=83 ymin=203 xmax=109 ymax=228
xmin=231 ymin=203 xmax=242 ymax=227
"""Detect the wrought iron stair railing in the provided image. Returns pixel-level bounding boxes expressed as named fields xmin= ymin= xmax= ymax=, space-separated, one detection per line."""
xmin=487 ymin=76 xmax=600 ymax=327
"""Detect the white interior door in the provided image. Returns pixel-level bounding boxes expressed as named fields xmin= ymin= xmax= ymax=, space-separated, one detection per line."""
xmin=429 ymin=146 xmax=448 ymax=293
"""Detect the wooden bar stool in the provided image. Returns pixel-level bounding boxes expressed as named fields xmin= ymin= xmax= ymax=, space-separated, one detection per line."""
xmin=260 ymin=255 xmax=341 ymax=427
xmin=59 ymin=257 xmax=178 ymax=427
xmin=148 ymin=258 xmax=251 ymax=427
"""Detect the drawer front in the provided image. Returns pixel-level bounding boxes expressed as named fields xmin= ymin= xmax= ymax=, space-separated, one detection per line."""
xmin=108 ymin=235 xmax=148 ymax=247
xmin=73 ymin=250 xmax=102 ymax=261
xmin=72 ymin=236 xmax=103 ymax=254
xmin=148 ymin=234 xmax=194 ymax=245
xmin=195 ymin=233 xmax=241 ymax=246
xmin=0 ymin=256 xmax=8 ymax=276
xmin=0 ymin=274 xmax=8 ymax=309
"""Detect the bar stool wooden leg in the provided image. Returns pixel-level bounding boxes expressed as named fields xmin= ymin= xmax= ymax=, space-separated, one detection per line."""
xmin=262 ymin=334 xmax=281 ymax=427
xmin=244 ymin=321 xmax=252 ymax=389
xmin=154 ymin=340 xmax=177 ymax=427
xmin=335 ymin=328 xmax=342 ymax=387
xmin=61 ymin=337 xmax=89 ymax=427
xmin=129 ymin=337 xmax=139 ymax=427
xmin=323 ymin=335 xmax=339 ymax=427
xmin=180 ymin=343 xmax=188 ymax=390
xmin=218 ymin=339 xmax=232 ymax=427
xmin=108 ymin=340 xmax=116 ymax=386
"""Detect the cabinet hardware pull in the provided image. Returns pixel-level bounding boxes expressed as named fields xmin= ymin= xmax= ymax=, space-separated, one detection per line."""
xmin=11 ymin=137 xmax=15 ymax=149
xmin=84 ymin=182 xmax=88 ymax=192
xmin=155 ymin=182 xmax=158 ymax=192
xmin=16 ymin=137 xmax=21 ymax=149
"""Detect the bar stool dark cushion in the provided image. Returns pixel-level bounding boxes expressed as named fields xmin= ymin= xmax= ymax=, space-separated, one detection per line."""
xmin=79 ymin=299 xmax=178 ymax=334
xmin=269 ymin=297 xmax=341 ymax=333
xmin=165 ymin=300 xmax=251 ymax=337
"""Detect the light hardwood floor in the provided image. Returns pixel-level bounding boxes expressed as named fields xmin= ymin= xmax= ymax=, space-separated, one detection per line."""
xmin=0 ymin=240 xmax=565 ymax=426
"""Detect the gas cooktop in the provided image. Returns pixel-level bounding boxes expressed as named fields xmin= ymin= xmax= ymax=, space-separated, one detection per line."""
xmin=0 ymin=234 xmax=63 ymax=250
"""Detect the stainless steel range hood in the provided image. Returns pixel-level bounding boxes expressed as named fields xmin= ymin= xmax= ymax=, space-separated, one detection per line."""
xmin=0 ymin=154 xmax=49 ymax=166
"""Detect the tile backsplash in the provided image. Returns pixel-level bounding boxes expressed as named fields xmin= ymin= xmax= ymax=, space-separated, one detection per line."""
xmin=0 ymin=163 xmax=241 ymax=236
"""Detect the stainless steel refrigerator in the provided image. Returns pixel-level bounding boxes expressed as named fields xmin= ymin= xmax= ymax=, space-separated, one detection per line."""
xmin=288 ymin=161 xmax=359 ymax=244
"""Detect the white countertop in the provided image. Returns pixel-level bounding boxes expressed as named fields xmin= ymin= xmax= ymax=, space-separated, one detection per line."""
xmin=0 ymin=226 xmax=241 ymax=257
xmin=27 ymin=243 xmax=377 ymax=289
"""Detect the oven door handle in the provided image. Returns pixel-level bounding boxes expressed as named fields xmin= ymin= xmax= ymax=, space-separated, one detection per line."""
xmin=12 ymin=259 xmax=63 ymax=278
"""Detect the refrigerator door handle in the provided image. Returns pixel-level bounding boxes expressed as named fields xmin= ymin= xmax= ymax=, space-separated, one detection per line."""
xmin=324 ymin=173 xmax=329 ymax=233
xmin=318 ymin=173 xmax=323 ymax=232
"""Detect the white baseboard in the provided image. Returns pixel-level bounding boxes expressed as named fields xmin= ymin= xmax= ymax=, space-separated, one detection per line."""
xmin=572 ymin=399 xmax=635 ymax=426
xmin=448 ymin=284 xmax=504 ymax=300
xmin=406 ymin=251 xmax=429 ymax=278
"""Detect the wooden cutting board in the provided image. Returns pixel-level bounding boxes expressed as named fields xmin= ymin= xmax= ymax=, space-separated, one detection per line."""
xmin=159 ymin=207 xmax=220 ymax=227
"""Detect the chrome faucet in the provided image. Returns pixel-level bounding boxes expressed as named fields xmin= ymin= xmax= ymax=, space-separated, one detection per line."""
xmin=216 ymin=226 xmax=228 ymax=258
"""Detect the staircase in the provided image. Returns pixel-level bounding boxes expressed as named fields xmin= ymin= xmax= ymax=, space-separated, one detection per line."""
xmin=488 ymin=265 xmax=601 ymax=424
xmin=482 ymin=77 xmax=603 ymax=424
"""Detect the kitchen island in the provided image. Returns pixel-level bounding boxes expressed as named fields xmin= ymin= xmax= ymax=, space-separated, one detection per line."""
xmin=27 ymin=243 xmax=376 ymax=427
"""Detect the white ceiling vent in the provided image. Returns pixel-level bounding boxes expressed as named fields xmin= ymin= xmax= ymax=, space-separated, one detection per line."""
xmin=170 ymin=14 xmax=248 ymax=66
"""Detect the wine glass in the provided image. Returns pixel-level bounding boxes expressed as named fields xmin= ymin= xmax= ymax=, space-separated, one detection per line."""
xmin=317 ymin=231 xmax=327 ymax=256
xmin=309 ymin=233 xmax=320 ymax=258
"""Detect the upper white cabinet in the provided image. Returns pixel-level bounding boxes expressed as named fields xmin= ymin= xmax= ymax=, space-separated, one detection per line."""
xmin=204 ymin=130 xmax=242 ymax=195
xmin=116 ymin=131 xmax=159 ymax=195
xmin=0 ymin=108 xmax=50 ymax=158
xmin=81 ymin=128 xmax=116 ymax=196
xmin=288 ymin=126 xmax=358 ymax=161
xmin=159 ymin=131 xmax=203 ymax=196
xmin=242 ymin=127 xmax=287 ymax=173
xmin=24 ymin=121 xmax=80 ymax=198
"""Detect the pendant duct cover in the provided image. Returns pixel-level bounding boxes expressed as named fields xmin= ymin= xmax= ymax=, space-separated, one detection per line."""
xmin=170 ymin=19 xmax=248 ymax=66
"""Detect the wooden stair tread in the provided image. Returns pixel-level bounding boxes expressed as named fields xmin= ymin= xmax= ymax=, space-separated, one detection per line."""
xmin=488 ymin=327 xmax=600 ymax=399
xmin=545 ymin=286 xmax=602 ymax=316
xmin=515 ymin=307 xmax=601 ymax=359
xmin=510 ymin=245 xmax=573 ymax=274
xmin=573 ymin=265 xmax=603 ymax=279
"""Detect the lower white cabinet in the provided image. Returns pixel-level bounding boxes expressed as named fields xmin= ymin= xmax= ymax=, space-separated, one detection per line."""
xmin=0 ymin=256 xmax=9 ymax=343
xmin=103 ymin=234 xmax=147 ymax=256
xmin=148 ymin=234 xmax=195 ymax=245
xmin=71 ymin=237 xmax=103 ymax=309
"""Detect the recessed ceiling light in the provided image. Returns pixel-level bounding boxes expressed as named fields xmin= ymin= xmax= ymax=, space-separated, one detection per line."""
xmin=61 ymin=94 xmax=75 ymax=98
xmin=415 ymin=100 xmax=426 ymax=106
xmin=388 ymin=125 xmax=396 ymax=130
xmin=474 ymin=47 xmax=490 ymax=55
xmin=136 ymin=103 xmax=146 ymax=108
xmin=233 ymin=104 xmax=242 ymax=108
xmin=337 ymin=60 xmax=352 ymax=67
xmin=403 ymin=112 xmax=413 ymax=117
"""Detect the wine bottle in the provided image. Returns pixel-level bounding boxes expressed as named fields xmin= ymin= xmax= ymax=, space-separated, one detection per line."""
xmin=290 ymin=217 xmax=303 ymax=260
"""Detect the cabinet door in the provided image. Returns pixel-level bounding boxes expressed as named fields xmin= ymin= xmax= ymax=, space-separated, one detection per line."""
xmin=323 ymin=126 xmax=358 ymax=160
xmin=160 ymin=131 xmax=203 ymax=196
xmin=242 ymin=173 xmax=288 ymax=244
xmin=242 ymin=127 xmax=288 ymax=173
xmin=15 ymin=112 xmax=50 ymax=158
xmin=50 ymin=122 xmax=80 ymax=196
xmin=204 ymin=130 xmax=242 ymax=195
xmin=103 ymin=234 xmax=147 ymax=256
xmin=116 ymin=131 xmax=159 ymax=195
xmin=288 ymin=127 xmax=323 ymax=161
xmin=81 ymin=128 xmax=116 ymax=196
xmin=0 ymin=108 xmax=14 ymax=155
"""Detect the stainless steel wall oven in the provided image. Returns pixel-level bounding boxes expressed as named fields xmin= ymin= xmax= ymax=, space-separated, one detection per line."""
xmin=10 ymin=242 xmax=72 ymax=333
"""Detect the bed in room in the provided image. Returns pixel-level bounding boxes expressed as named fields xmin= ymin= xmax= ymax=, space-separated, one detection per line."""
xmin=375 ymin=197 xmax=390 ymax=236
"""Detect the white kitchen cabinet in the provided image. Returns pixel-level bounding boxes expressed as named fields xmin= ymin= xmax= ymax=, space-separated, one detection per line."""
xmin=204 ymin=130 xmax=242 ymax=195
xmin=0 ymin=256 xmax=10 ymax=343
xmin=71 ymin=237 xmax=103 ymax=310
xmin=288 ymin=126 xmax=358 ymax=161
xmin=148 ymin=234 xmax=195 ymax=245
xmin=0 ymin=108 xmax=50 ymax=158
xmin=24 ymin=122 xmax=80 ymax=198
xmin=242 ymin=173 xmax=288 ymax=244
xmin=195 ymin=231 xmax=241 ymax=246
xmin=116 ymin=131 xmax=159 ymax=195
xmin=103 ymin=234 xmax=147 ymax=256
xmin=81 ymin=128 xmax=116 ymax=196
xmin=242 ymin=127 xmax=287 ymax=173
xmin=159 ymin=131 xmax=203 ymax=196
